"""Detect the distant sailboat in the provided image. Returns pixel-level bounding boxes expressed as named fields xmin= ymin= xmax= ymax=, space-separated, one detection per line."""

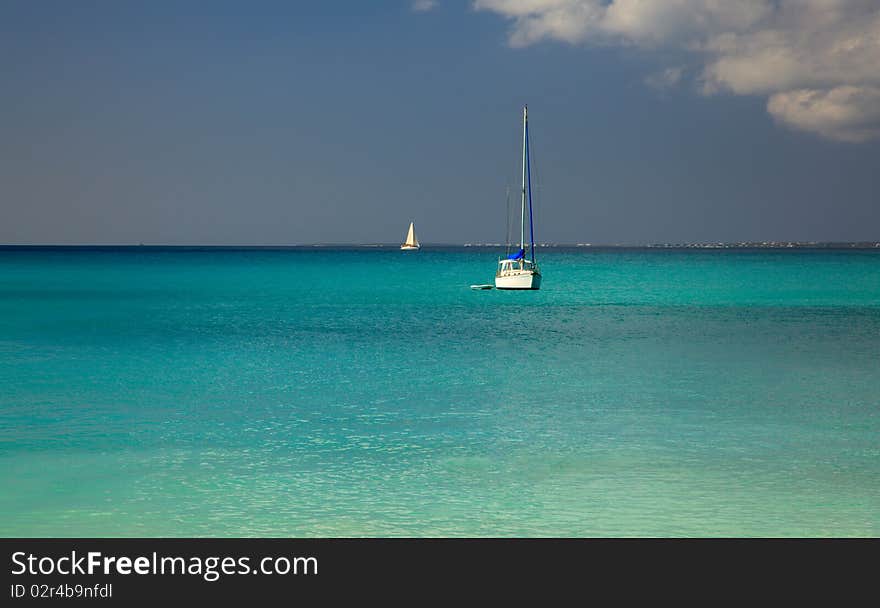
xmin=401 ymin=221 xmax=420 ymax=251
xmin=495 ymin=106 xmax=541 ymax=290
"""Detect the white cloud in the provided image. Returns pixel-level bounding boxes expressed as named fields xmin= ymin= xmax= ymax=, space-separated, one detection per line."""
xmin=768 ymin=86 xmax=880 ymax=143
xmin=412 ymin=0 xmax=438 ymax=12
xmin=473 ymin=0 xmax=880 ymax=142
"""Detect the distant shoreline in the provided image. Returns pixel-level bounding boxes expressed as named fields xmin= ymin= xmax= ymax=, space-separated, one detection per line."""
xmin=1 ymin=242 xmax=879 ymax=251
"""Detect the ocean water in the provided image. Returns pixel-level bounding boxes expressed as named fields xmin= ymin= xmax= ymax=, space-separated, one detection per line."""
xmin=1 ymin=247 xmax=878 ymax=537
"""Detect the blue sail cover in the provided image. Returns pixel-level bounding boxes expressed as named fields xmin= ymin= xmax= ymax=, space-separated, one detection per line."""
xmin=508 ymin=248 xmax=525 ymax=260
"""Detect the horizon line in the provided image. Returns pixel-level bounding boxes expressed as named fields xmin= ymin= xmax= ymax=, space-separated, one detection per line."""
xmin=2 ymin=241 xmax=879 ymax=249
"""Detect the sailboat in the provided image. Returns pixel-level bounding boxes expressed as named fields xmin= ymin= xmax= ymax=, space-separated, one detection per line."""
xmin=400 ymin=221 xmax=420 ymax=251
xmin=495 ymin=106 xmax=541 ymax=290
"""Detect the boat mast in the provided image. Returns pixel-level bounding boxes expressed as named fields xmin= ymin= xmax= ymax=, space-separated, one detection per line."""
xmin=526 ymin=107 xmax=535 ymax=263
xmin=520 ymin=105 xmax=527 ymax=254
xmin=505 ymin=185 xmax=511 ymax=257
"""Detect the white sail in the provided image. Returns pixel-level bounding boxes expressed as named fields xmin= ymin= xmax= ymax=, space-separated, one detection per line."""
xmin=401 ymin=222 xmax=420 ymax=250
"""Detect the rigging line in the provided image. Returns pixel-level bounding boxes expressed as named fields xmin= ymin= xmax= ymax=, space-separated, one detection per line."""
xmin=526 ymin=114 xmax=535 ymax=263
xmin=512 ymin=109 xmax=525 ymax=253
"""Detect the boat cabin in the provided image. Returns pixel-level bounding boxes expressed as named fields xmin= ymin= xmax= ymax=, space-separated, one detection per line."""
xmin=497 ymin=258 xmax=536 ymax=275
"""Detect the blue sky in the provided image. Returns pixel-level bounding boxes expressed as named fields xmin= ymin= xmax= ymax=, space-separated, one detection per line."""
xmin=1 ymin=1 xmax=878 ymax=245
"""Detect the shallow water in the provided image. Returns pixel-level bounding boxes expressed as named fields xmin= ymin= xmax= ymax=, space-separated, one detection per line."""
xmin=1 ymin=247 xmax=878 ymax=536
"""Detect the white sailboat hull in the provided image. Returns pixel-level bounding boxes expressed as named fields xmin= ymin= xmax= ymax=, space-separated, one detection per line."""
xmin=400 ymin=244 xmax=420 ymax=251
xmin=495 ymin=270 xmax=541 ymax=290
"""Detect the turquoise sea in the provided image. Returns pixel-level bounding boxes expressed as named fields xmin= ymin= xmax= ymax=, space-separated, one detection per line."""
xmin=1 ymin=247 xmax=878 ymax=537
